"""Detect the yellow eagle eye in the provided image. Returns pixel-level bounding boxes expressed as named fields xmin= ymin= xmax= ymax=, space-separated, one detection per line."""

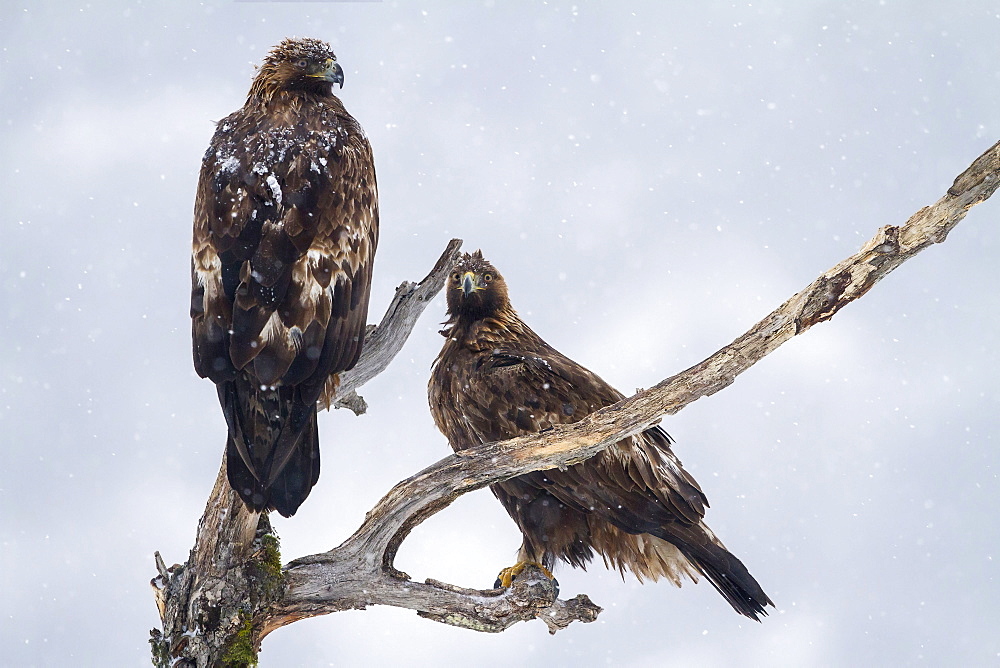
xmin=483 ymin=273 xmax=493 ymax=282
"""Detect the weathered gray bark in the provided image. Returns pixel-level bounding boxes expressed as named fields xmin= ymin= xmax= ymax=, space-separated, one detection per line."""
xmin=151 ymin=140 xmax=1000 ymax=667
xmin=318 ymin=238 xmax=467 ymax=415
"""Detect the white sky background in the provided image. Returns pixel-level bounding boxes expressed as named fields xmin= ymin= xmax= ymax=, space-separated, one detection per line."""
xmin=2 ymin=2 xmax=999 ymax=665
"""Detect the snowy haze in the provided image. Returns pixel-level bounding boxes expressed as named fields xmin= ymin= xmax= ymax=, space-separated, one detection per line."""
xmin=2 ymin=2 xmax=999 ymax=666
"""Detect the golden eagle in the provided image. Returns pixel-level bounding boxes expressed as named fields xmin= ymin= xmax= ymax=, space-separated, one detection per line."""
xmin=428 ymin=252 xmax=772 ymax=619
xmin=191 ymin=38 xmax=378 ymax=517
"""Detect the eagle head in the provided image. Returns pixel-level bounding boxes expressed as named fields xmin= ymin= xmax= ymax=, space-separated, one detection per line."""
xmin=250 ymin=37 xmax=345 ymax=102
xmin=446 ymin=250 xmax=512 ymax=320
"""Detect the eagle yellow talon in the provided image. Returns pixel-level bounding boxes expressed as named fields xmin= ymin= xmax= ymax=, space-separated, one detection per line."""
xmin=493 ymin=561 xmax=555 ymax=589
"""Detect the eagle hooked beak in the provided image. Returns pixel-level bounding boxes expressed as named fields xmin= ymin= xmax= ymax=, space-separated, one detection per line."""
xmin=319 ymin=59 xmax=345 ymax=89
xmin=461 ymin=272 xmax=479 ymax=297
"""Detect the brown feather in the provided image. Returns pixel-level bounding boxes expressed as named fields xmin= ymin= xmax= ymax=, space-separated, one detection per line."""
xmin=192 ymin=38 xmax=378 ymax=516
xmin=428 ymin=252 xmax=773 ymax=619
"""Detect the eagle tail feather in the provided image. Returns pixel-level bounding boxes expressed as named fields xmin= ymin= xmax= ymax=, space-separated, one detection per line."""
xmin=266 ymin=406 xmax=320 ymax=517
xmin=672 ymin=535 xmax=773 ymax=621
xmin=220 ymin=376 xmax=320 ymax=517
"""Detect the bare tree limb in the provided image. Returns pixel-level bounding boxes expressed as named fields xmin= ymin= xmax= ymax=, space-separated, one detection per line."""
xmin=264 ymin=139 xmax=1000 ymax=634
xmin=320 ymin=237 xmax=466 ymax=414
xmin=152 ymin=140 xmax=1000 ymax=667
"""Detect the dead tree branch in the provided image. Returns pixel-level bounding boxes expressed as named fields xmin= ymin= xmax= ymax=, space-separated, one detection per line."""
xmin=152 ymin=140 xmax=999 ymax=667
xmin=267 ymin=139 xmax=1000 ymax=633
xmin=320 ymin=238 xmax=465 ymax=414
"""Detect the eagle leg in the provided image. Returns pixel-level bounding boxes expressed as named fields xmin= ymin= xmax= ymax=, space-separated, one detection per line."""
xmin=494 ymin=562 xmax=557 ymax=590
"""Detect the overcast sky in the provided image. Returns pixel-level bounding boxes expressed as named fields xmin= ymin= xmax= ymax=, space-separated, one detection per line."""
xmin=2 ymin=2 xmax=999 ymax=666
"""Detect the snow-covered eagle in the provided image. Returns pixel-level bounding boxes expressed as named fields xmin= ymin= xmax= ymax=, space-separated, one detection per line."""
xmin=191 ymin=38 xmax=378 ymax=516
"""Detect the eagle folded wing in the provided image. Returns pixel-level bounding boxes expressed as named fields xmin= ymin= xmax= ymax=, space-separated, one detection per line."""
xmin=191 ymin=37 xmax=378 ymax=516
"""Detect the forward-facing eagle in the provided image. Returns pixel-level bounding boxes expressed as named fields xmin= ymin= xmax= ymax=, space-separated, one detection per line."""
xmin=428 ymin=252 xmax=772 ymax=620
xmin=191 ymin=38 xmax=378 ymax=517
